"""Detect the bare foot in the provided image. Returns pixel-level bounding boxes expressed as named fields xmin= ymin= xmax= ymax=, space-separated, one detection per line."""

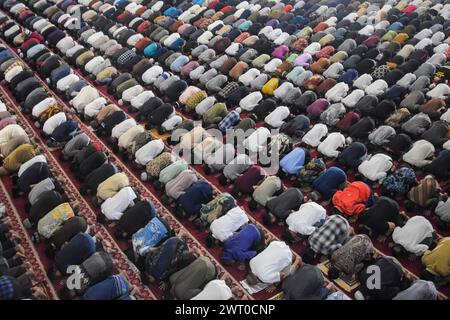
xmin=192 ymin=247 xmax=203 ymax=257
xmin=15 ymin=244 xmax=25 ymax=255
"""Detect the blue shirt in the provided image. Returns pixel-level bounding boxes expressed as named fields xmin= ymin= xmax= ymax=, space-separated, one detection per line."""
xmin=177 ymin=181 xmax=213 ymax=215
xmin=54 ymin=233 xmax=96 ymax=274
xmin=218 ymin=111 xmax=240 ymax=132
xmin=50 ymin=64 xmax=71 ymax=84
xmin=132 ymin=217 xmax=168 ymax=256
xmin=18 ymin=162 xmax=49 ymax=193
xmin=147 ymin=237 xmax=187 ymax=280
xmin=0 ymin=276 xmax=15 ymax=300
xmin=280 ymin=148 xmax=306 ymax=174
xmin=83 ymin=275 xmax=129 ymax=300
xmin=170 ymin=55 xmax=189 ymax=73
xmin=222 ymin=224 xmax=261 ymax=262
xmin=52 ymin=120 xmax=78 ymax=142
xmin=143 ymin=43 xmax=158 ymax=58
xmin=313 ymin=167 xmax=347 ymax=199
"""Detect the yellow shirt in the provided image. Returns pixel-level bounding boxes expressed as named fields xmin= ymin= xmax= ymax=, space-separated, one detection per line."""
xmin=97 ymin=172 xmax=130 ymax=200
xmin=393 ymin=33 xmax=409 ymax=44
xmin=76 ymin=51 xmax=95 ymax=66
xmin=261 ymin=77 xmax=279 ymax=95
xmin=96 ymin=67 xmax=117 ymax=83
xmin=37 ymin=202 xmax=74 ymax=239
xmin=422 ymin=237 xmax=450 ymax=277
xmin=2 ymin=143 xmax=35 ymax=172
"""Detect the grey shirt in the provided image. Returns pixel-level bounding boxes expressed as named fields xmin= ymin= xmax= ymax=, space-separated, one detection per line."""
xmin=223 ymin=154 xmax=251 ymax=181
xmin=435 ymin=198 xmax=450 ymax=223
xmin=282 ymin=264 xmax=327 ymax=300
xmin=393 ymin=280 xmax=437 ymax=300
xmin=400 ymin=90 xmax=425 ymax=111
xmin=63 ymin=132 xmax=90 ymax=158
xmin=169 ymin=257 xmax=216 ymax=300
xmin=414 ymin=62 xmax=436 ymax=78
xmin=368 ymin=125 xmax=396 ymax=146
xmin=401 ymin=113 xmax=431 ymax=136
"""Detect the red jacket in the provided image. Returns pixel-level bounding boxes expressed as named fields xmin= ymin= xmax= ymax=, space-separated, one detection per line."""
xmin=332 ymin=181 xmax=371 ymax=218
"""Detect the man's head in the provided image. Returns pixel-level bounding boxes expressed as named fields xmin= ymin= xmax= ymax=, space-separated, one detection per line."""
xmin=358 ymin=224 xmax=372 ymax=236
xmin=248 ymin=199 xmax=258 ymax=211
xmin=302 ymin=248 xmax=316 ymax=264
xmin=262 ymin=212 xmax=276 ymax=225
xmin=218 ymin=174 xmax=228 ymax=186
xmin=245 ymin=272 xmax=259 ymax=286
xmin=205 ymin=234 xmax=215 ymax=248
xmin=392 ymin=244 xmax=408 ymax=258
xmin=328 ymin=265 xmax=341 ymax=280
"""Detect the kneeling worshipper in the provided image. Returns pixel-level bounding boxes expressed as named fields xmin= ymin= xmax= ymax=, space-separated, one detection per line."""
xmin=393 ymin=280 xmax=438 ymax=300
xmin=98 ymin=186 xmax=137 ymax=222
xmin=94 ymin=172 xmax=130 ymax=207
xmin=248 ymin=176 xmax=283 ymax=211
xmin=336 ymin=142 xmax=368 ymax=169
xmin=285 ymin=201 xmax=327 ymax=242
xmin=282 ymin=263 xmax=332 ymax=300
xmin=23 ymin=189 xmax=66 ymax=229
xmin=357 ymin=153 xmax=393 ymax=183
xmin=74 ymin=149 xmax=109 ymax=181
xmin=310 ymin=166 xmax=347 ymax=201
xmin=263 ymin=188 xmax=305 ymax=225
xmin=218 ymin=153 xmax=252 ymax=186
xmin=0 ymin=143 xmax=37 ymax=175
xmin=48 ymin=232 xmax=98 ymax=280
xmin=303 ymin=214 xmax=351 ymax=264
xmin=193 ymin=192 xmax=237 ymax=230
xmin=168 ymin=256 xmax=217 ymax=300
xmin=60 ymin=132 xmax=90 ymax=161
xmin=83 ymin=274 xmax=135 ymax=300
xmin=13 ymin=156 xmax=51 ymax=197
xmin=207 ymin=206 xmax=249 ymax=247
xmin=357 ymin=196 xmax=403 ymax=236
xmin=421 ymin=237 xmax=450 ymax=283
xmin=331 ymin=181 xmax=373 ymax=219
xmin=162 ymin=169 xmax=198 ymax=205
xmin=59 ymin=251 xmax=114 ymax=299
xmin=191 ymin=279 xmax=233 ymax=300
xmin=176 ymin=180 xmax=214 ymax=218
xmin=34 ymin=200 xmax=76 ymax=239
xmin=381 ymin=166 xmax=417 ymax=198
xmin=406 ymin=175 xmax=442 ymax=212
xmin=355 ymin=256 xmax=410 ymax=300
xmin=220 ymin=223 xmax=266 ymax=266
xmin=391 ymin=216 xmax=435 ymax=258
xmin=142 ymin=236 xmax=190 ymax=284
xmin=245 ymin=241 xmax=299 ymax=291
xmin=435 ymin=195 xmax=450 ymax=230
xmin=79 ymin=162 xmax=118 ymax=196
xmin=115 ymin=199 xmax=157 ymax=239
xmin=131 ymin=215 xmax=171 ymax=260
xmin=328 ymin=234 xmax=375 ymax=280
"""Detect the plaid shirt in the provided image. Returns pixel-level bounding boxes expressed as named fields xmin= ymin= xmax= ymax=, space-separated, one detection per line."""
xmin=309 ymin=215 xmax=350 ymax=255
xmin=218 ymin=111 xmax=240 ymax=131
xmin=117 ymin=50 xmax=136 ymax=67
xmin=218 ymin=82 xmax=239 ymax=100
